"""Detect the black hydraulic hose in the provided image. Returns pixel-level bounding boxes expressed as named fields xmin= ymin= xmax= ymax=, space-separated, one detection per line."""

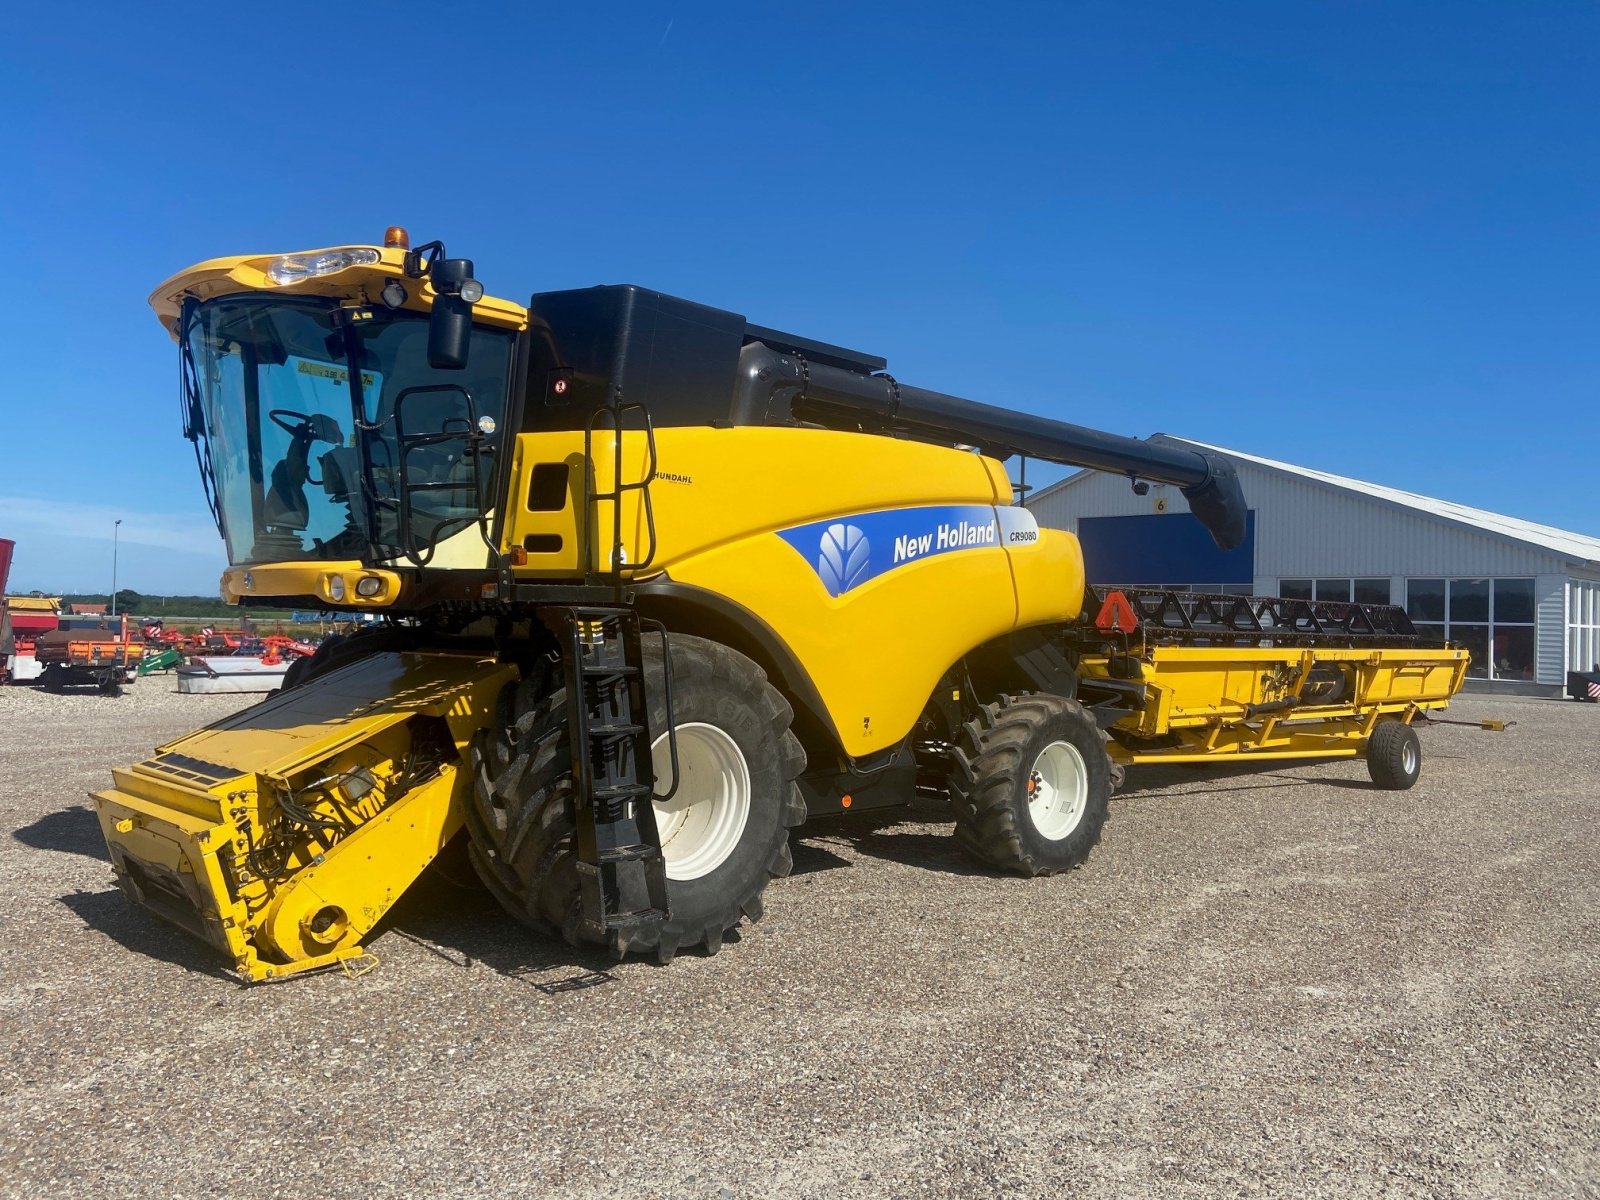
xmin=732 ymin=342 xmax=1249 ymax=550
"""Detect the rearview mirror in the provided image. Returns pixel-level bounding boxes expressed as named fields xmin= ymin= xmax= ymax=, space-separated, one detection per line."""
xmin=428 ymin=293 xmax=472 ymax=370
xmin=426 ymin=256 xmax=480 ymax=370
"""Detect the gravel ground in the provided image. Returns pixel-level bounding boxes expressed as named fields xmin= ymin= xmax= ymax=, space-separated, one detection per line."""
xmin=0 ymin=679 xmax=1596 ymax=1199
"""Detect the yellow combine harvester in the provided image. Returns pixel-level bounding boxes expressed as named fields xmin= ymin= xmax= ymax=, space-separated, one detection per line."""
xmin=92 ymin=229 xmax=1467 ymax=980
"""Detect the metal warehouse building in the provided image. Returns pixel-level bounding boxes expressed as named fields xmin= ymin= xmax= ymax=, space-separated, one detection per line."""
xmin=1025 ymin=436 xmax=1600 ymax=695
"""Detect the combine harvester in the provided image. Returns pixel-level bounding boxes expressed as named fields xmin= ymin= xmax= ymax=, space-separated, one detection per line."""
xmin=92 ymin=230 xmax=1468 ymax=980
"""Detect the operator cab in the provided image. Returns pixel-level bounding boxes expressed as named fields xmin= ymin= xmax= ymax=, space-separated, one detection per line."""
xmin=181 ymin=291 xmax=514 ymax=570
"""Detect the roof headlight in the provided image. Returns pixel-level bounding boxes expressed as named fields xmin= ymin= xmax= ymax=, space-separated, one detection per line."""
xmin=267 ymin=247 xmax=381 ymax=286
xmin=327 ymin=574 xmax=346 ymax=603
xmin=459 ymin=279 xmax=484 ymax=303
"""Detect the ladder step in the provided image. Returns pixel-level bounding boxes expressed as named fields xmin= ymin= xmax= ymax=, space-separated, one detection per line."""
xmin=598 ymin=843 xmax=662 ymax=864
xmin=594 ymin=783 xmax=654 ymax=802
xmin=588 ymin=722 xmax=643 ymax=738
xmin=581 ymin=663 xmax=640 ymax=677
xmin=607 ymin=907 xmax=668 ymax=929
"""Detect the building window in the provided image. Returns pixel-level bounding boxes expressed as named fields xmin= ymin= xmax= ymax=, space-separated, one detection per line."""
xmin=1354 ymin=579 xmax=1392 ymax=604
xmin=1407 ymin=578 xmax=1536 ymax=681
xmin=1570 ymin=580 xmax=1600 ymax=675
xmin=1279 ymin=578 xmax=1391 ymax=604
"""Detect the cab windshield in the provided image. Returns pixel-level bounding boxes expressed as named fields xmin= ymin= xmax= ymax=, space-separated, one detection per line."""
xmin=181 ymin=296 xmax=514 ymax=567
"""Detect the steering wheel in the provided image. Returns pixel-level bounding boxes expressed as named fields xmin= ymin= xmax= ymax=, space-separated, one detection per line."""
xmin=267 ymin=409 xmax=342 ymax=486
xmin=269 ymin=408 xmax=318 ymax=436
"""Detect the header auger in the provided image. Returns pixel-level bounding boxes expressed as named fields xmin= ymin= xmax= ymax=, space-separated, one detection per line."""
xmin=93 ymin=229 xmax=1468 ymax=980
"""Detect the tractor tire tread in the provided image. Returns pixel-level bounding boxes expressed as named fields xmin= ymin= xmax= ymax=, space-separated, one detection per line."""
xmin=467 ymin=634 xmax=805 ymax=961
xmin=1366 ymin=720 xmax=1422 ymax=790
xmin=948 ymin=692 xmax=1112 ymax=877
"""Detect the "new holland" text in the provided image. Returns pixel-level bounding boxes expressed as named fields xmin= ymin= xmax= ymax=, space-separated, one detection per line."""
xmin=892 ymin=519 xmax=997 ymax=564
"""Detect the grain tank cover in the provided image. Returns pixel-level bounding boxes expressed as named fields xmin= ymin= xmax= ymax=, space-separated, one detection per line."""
xmin=524 ymin=285 xmax=744 ymax=430
xmin=521 ymin=285 xmax=882 ymax=432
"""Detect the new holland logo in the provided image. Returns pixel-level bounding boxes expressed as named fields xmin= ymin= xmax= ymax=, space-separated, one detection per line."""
xmin=777 ymin=504 xmax=1040 ymax=598
xmin=817 ymin=523 xmax=870 ymax=595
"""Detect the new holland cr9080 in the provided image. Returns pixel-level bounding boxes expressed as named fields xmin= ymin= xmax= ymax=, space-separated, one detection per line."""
xmin=92 ymin=229 xmax=1468 ymax=980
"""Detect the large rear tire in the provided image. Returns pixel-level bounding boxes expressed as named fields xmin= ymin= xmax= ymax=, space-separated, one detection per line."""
xmin=949 ymin=693 xmax=1113 ymax=876
xmin=464 ymin=633 xmax=806 ymax=962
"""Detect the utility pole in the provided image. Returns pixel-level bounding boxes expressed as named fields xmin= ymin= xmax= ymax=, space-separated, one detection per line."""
xmin=110 ymin=519 xmax=123 ymax=615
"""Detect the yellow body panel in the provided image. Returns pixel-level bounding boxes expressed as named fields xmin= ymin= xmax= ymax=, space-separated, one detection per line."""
xmin=675 ymin=534 xmax=1021 ymax=756
xmin=220 ymin=561 xmax=405 ymax=607
xmin=500 ymin=426 xmax=1016 ymax=572
xmin=92 ymin=650 xmax=516 ymax=981
xmin=502 ymin=426 xmax=1083 ymax=756
xmin=1012 ymin=529 xmax=1086 ymax=629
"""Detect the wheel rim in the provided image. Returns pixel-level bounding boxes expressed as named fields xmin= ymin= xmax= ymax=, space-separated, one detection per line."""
xmin=650 ymin=722 xmax=752 ymax=881
xmin=1401 ymin=739 xmax=1418 ymax=776
xmin=1026 ymin=740 xmax=1089 ymax=840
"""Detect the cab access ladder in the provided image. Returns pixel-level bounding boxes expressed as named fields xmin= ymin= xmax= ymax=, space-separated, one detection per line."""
xmin=556 ymin=606 xmax=671 ymax=952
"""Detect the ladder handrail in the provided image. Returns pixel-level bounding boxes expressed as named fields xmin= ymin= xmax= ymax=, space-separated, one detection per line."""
xmin=581 ymin=391 xmax=663 ymax=591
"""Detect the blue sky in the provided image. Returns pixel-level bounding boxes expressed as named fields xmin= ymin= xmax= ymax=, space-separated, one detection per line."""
xmin=2 ymin=2 xmax=1595 ymax=595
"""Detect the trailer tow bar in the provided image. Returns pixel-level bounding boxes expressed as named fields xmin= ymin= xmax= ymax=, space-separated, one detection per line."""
xmin=1416 ymin=715 xmax=1513 ymax=732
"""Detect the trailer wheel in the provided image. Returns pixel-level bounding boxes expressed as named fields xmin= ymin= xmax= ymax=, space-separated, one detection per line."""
xmin=949 ymin=693 xmax=1112 ymax=876
xmin=464 ymin=633 xmax=807 ymax=962
xmin=1365 ymin=721 xmax=1421 ymax=790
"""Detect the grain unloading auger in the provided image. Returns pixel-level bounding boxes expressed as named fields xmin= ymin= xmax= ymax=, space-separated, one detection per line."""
xmin=92 ymin=230 xmax=1469 ymax=981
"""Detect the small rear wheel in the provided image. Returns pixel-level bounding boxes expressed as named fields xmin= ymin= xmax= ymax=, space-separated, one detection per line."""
xmin=1366 ymin=721 xmax=1421 ymax=790
xmin=949 ymin=693 xmax=1113 ymax=876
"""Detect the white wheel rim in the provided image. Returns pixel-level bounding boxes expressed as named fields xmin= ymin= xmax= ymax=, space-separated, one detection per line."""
xmin=1401 ymin=739 xmax=1418 ymax=776
xmin=650 ymin=722 xmax=751 ymax=881
xmin=1027 ymin=740 xmax=1089 ymax=841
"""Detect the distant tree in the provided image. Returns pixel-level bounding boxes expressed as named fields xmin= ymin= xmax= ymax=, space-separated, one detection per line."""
xmin=113 ymin=588 xmax=143 ymax=613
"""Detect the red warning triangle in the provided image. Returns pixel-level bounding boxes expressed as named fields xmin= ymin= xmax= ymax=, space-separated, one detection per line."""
xmin=1094 ymin=590 xmax=1140 ymax=634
